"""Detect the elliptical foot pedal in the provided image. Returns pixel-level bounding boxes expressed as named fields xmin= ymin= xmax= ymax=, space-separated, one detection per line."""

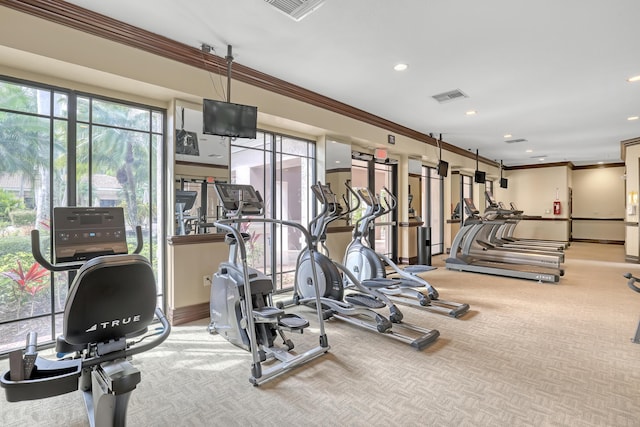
xmin=253 ymin=306 xmax=285 ymax=320
xmin=404 ymin=265 xmax=437 ymax=274
xmin=278 ymin=314 xmax=309 ymax=330
xmin=345 ymin=293 xmax=386 ymax=309
xmin=361 ymin=278 xmax=400 ymax=288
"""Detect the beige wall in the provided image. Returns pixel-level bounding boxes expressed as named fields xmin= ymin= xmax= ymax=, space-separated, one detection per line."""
xmin=500 ymin=165 xmax=570 ymax=241
xmin=571 ymin=166 xmax=625 ymax=241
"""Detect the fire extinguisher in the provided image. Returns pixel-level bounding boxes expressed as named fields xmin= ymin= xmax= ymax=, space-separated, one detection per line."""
xmin=553 ymin=188 xmax=561 ymax=215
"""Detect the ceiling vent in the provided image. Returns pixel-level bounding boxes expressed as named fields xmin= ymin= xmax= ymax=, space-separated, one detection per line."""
xmin=505 ymin=138 xmax=527 ymax=144
xmin=432 ymin=89 xmax=468 ymax=103
xmin=264 ymin=0 xmax=326 ymax=21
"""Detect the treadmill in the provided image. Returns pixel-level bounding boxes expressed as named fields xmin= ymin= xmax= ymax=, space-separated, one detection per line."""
xmin=445 ymin=198 xmax=562 ymax=283
xmin=499 ymin=202 xmax=569 ymax=250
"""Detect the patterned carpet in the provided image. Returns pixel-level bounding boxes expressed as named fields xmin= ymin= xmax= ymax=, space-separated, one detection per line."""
xmin=1 ymin=242 xmax=640 ymax=426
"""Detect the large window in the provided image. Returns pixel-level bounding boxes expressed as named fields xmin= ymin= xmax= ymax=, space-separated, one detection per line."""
xmin=0 ymin=77 xmax=164 ymax=355
xmin=231 ymin=131 xmax=315 ymax=292
xmin=351 ymin=158 xmax=397 ymax=261
xmin=485 ymin=180 xmax=494 ymax=208
xmin=459 ymin=174 xmax=474 ymax=222
xmin=422 ymin=165 xmax=445 ymax=255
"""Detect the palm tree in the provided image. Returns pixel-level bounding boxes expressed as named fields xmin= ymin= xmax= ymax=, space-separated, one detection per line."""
xmin=75 ymin=99 xmax=152 ymax=229
xmin=0 ymin=83 xmax=64 ymax=229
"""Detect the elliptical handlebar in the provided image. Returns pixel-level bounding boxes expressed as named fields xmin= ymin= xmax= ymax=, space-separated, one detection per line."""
xmin=381 ymin=186 xmax=397 ymax=215
xmin=215 ymin=217 xmax=317 ymax=255
xmin=308 ymin=182 xmax=332 ymax=237
xmin=344 ymin=182 xmax=366 ymax=231
xmin=31 ymin=226 xmax=145 ymax=273
xmin=343 ymin=182 xmax=361 ymax=217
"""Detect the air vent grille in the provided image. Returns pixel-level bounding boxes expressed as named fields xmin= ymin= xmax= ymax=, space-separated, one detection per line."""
xmin=505 ymin=138 xmax=527 ymax=144
xmin=432 ymin=89 xmax=468 ymax=103
xmin=264 ymin=0 xmax=325 ymax=21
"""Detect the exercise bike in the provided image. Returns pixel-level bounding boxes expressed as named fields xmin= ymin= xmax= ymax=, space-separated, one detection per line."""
xmin=623 ymin=272 xmax=640 ymax=344
xmin=292 ymin=182 xmax=439 ymax=350
xmin=208 ymin=183 xmax=330 ymax=386
xmin=1 ymin=207 xmax=170 ymax=427
xmin=344 ymin=184 xmax=470 ymax=318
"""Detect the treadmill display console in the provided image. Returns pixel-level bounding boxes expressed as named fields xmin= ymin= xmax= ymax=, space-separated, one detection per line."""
xmin=53 ymin=207 xmax=128 ymax=263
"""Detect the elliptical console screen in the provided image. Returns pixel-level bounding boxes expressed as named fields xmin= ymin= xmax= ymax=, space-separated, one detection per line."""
xmin=311 ymin=184 xmax=337 ymax=204
xmin=357 ymin=188 xmax=375 ymax=206
xmin=53 ymin=207 xmax=128 ymax=263
xmin=213 ymin=183 xmax=263 ymax=214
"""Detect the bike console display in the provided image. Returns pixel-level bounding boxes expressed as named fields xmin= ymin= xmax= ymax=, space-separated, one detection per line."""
xmin=53 ymin=207 xmax=128 ymax=263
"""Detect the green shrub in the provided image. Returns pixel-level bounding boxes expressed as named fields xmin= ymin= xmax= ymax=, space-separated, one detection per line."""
xmin=9 ymin=210 xmax=36 ymax=227
xmin=0 ymin=235 xmax=34 ymax=256
xmin=0 ymin=189 xmax=24 ymax=222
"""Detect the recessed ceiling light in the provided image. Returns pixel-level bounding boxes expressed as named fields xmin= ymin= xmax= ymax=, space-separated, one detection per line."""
xmin=465 ymin=110 xmax=477 ymax=116
xmin=504 ymin=134 xmax=512 ymax=138
xmin=598 ymin=161 xmax=604 ymax=164
xmin=628 ymin=75 xmax=640 ymax=82
xmin=394 ymin=63 xmax=408 ymax=71
xmin=526 ymin=149 xmax=533 ymax=153
xmin=628 ymin=116 xmax=639 ymax=121
xmin=539 ymin=158 xmax=545 ymax=161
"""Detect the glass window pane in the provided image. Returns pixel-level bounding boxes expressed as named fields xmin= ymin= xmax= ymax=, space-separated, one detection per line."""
xmin=0 ymin=81 xmax=50 ymax=115
xmin=77 ymin=96 xmax=90 ymax=122
xmin=90 ymin=126 xmax=150 ymax=230
xmin=76 ymin=123 xmax=90 ymax=206
xmin=54 ymin=92 xmax=68 ymax=119
xmin=280 ymin=136 xmax=311 ymax=156
xmin=91 ymin=99 xmax=150 ymax=131
xmin=152 ymin=111 xmax=163 ymax=134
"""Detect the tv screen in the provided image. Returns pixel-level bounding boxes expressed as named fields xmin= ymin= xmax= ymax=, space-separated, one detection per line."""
xmin=500 ymin=177 xmax=508 ymax=188
xmin=203 ymin=99 xmax=257 ymax=139
xmin=437 ymin=160 xmax=449 ymax=177
xmin=474 ymin=170 xmax=486 ymax=184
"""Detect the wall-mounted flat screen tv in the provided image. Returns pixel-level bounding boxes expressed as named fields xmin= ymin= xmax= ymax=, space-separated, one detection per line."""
xmin=500 ymin=177 xmax=508 ymax=188
xmin=437 ymin=160 xmax=449 ymax=177
xmin=203 ymin=99 xmax=258 ymax=139
xmin=474 ymin=170 xmax=486 ymax=184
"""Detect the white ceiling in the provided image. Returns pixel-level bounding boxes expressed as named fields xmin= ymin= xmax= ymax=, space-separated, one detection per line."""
xmin=64 ymin=0 xmax=640 ymax=166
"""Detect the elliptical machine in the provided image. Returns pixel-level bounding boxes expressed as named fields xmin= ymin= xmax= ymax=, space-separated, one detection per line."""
xmin=208 ymin=183 xmax=330 ymax=385
xmin=1 ymin=207 xmax=171 ymax=427
xmin=623 ymin=272 xmax=640 ymax=344
xmin=292 ymin=182 xmax=439 ymax=350
xmin=344 ymin=184 xmax=470 ymax=318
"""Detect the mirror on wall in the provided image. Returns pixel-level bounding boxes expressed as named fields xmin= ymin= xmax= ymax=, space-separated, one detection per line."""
xmin=175 ymin=103 xmax=229 ymax=166
xmin=324 ymin=140 xmax=352 ymax=224
xmin=173 ymin=100 xmax=230 ymax=236
xmin=408 ymin=159 xmax=422 ymax=222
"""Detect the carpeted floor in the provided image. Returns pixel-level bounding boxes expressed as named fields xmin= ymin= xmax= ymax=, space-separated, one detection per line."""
xmin=1 ymin=242 xmax=640 ymax=426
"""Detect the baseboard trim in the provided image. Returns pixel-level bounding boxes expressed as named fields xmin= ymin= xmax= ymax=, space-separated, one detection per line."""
xmin=168 ymin=302 xmax=209 ymax=326
xmin=625 ymin=255 xmax=639 ymax=263
xmin=570 ymin=238 xmax=624 ymax=245
xmin=399 ymin=256 xmax=418 ymax=265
